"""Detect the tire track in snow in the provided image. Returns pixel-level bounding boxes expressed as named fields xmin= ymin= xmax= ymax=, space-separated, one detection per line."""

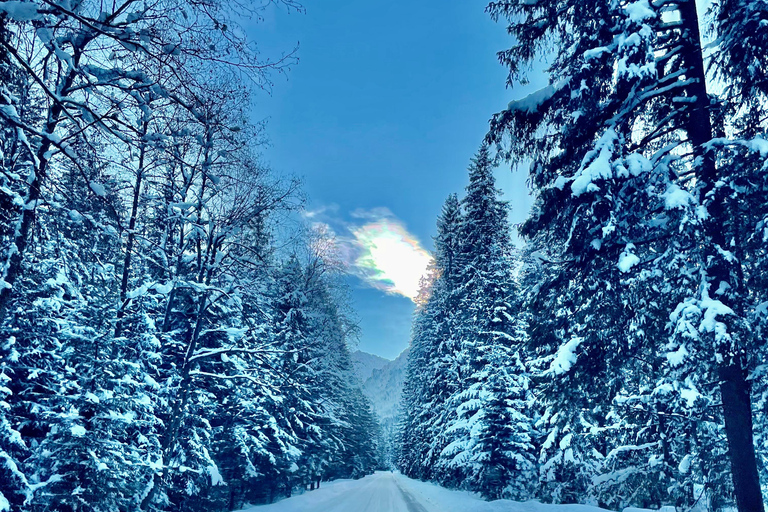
xmin=392 ymin=474 xmax=430 ymax=512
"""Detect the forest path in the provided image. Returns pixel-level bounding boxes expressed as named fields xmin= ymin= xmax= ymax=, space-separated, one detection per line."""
xmin=244 ymin=471 xmax=612 ymax=512
xmin=244 ymin=471 xmax=428 ymax=512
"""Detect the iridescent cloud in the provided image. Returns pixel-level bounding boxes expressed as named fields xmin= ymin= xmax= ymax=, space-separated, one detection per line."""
xmin=351 ymin=218 xmax=433 ymax=301
xmin=303 ymin=206 xmax=433 ymax=302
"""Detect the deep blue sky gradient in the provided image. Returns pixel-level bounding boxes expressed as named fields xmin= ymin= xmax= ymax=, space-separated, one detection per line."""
xmin=252 ymin=0 xmax=544 ymax=359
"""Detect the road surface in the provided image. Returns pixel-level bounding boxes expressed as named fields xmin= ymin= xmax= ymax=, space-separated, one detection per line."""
xmin=244 ymin=471 xmax=612 ymax=512
xmin=244 ymin=472 xmax=428 ymax=512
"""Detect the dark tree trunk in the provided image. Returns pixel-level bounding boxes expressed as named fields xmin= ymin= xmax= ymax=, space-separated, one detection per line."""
xmin=676 ymin=1 xmax=764 ymax=510
xmin=719 ymin=361 xmax=763 ymax=512
xmin=114 ymin=121 xmax=148 ymax=339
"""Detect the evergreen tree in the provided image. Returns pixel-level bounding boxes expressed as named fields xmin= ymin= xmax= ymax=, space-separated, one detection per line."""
xmin=398 ymin=194 xmax=463 ymax=481
xmin=437 ymin=147 xmax=535 ymax=500
xmin=486 ymin=0 xmax=766 ymax=508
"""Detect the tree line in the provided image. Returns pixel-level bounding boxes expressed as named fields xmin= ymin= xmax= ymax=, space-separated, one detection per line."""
xmin=0 ymin=0 xmax=382 ymax=510
xmin=398 ymin=0 xmax=768 ymax=511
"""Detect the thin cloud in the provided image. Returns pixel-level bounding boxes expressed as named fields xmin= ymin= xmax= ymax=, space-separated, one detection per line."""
xmin=349 ymin=206 xmax=395 ymax=220
xmin=302 ymin=203 xmax=340 ymax=219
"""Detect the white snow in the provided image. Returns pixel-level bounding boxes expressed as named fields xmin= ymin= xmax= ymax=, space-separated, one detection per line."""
xmin=507 ymin=79 xmax=569 ymax=115
xmin=746 ymin=137 xmax=768 ymax=157
xmin=665 ymin=344 xmax=688 ymax=367
xmin=242 ymin=472 xmax=412 ymax=512
xmin=548 ymin=336 xmax=584 ymax=375
xmin=679 ymin=378 xmax=703 ymax=408
xmin=553 ymin=175 xmax=568 ymax=190
xmin=153 ymin=281 xmax=174 ymax=295
xmin=618 ymin=244 xmax=640 ymax=273
xmin=70 ymin=425 xmax=87 ymax=437
xmin=623 ymin=153 xmax=652 ymax=177
xmin=624 ymin=0 xmax=655 ymax=23
xmin=242 ymin=471 xmax=630 ymax=512
xmin=89 ymin=182 xmax=107 ymax=197
xmin=698 ymin=296 xmax=734 ymax=344
xmin=208 ymin=464 xmax=226 ymax=486
xmin=703 ymin=136 xmax=768 ymax=158
xmin=68 ymin=210 xmax=84 ymax=223
xmin=571 ymin=129 xmax=617 ymax=196
xmin=0 ymin=0 xmax=41 ymax=21
xmin=662 ymin=184 xmax=694 ymax=210
xmin=678 ymin=454 xmax=692 ymax=474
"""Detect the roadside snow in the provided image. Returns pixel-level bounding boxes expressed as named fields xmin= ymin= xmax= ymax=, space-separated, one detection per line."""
xmin=396 ymin=473 xmax=611 ymax=512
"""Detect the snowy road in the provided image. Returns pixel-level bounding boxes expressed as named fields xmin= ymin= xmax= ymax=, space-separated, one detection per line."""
xmin=243 ymin=471 xmax=611 ymax=512
xmin=244 ymin=472 xmax=427 ymax=512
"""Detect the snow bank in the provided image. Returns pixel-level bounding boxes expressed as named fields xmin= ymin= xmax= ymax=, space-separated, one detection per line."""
xmin=396 ymin=474 xmax=613 ymax=512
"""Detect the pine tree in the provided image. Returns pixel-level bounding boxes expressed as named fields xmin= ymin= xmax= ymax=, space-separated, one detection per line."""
xmin=0 ymin=15 xmax=36 ymax=511
xmin=398 ymin=194 xmax=463 ymax=481
xmin=437 ymin=147 xmax=535 ymax=499
xmin=486 ymin=0 xmax=766 ymax=508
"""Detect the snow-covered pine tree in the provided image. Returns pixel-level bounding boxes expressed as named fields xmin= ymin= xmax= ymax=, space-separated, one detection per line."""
xmin=307 ymin=285 xmax=381 ymax=481
xmin=436 ymin=147 xmax=535 ymax=500
xmin=398 ymin=194 xmax=463 ymax=481
xmin=709 ymin=1 xmax=768 ymax=505
xmin=420 ymin=194 xmax=465 ymax=480
xmin=137 ymin=105 xmax=303 ymax=510
xmin=397 ymin=294 xmax=436 ymax=479
xmin=269 ymin=249 xmax=381 ymax=493
xmin=0 ymin=136 xmax=164 ymax=511
xmin=1 ymin=0 xmax=343 ymax=509
xmin=0 ymin=14 xmax=36 ymax=510
xmin=486 ymin=0 xmax=766 ymax=508
xmin=271 ymin=255 xmax=330 ymax=491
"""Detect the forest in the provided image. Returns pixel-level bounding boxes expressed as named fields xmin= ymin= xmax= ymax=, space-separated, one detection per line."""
xmin=0 ymin=0 xmax=383 ymax=510
xmin=1 ymin=0 xmax=768 ymax=511
xmin=398 ymin=0 xmax=768 ymax=511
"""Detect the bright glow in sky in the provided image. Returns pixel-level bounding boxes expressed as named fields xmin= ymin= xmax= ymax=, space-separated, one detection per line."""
xmin=352 ymin=220 xmax=433 ymax=301
xmin=305 ymin=207 xmax=434 ymax=303
xmin=259 ymin=0 xmax=537 ymax=358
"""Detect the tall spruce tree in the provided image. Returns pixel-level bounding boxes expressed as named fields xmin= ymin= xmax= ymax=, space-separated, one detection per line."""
xmin=437 ymin=147 xmax=535 ymax=500
xmin=486 ymin=0 xmax=766 ymax=509
xmin=398 ymin=194 xmax=463 ymax=481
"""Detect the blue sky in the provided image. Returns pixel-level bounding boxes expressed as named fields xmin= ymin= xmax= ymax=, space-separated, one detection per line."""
xmin=252 ymin=0 xmax=544 ymax=360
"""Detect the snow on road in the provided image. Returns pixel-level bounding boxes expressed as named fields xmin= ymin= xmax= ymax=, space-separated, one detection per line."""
xmin=242 ymin=472 xmax=421 ymax=512
xmin=243 ymin=472 xmax=612 ymax=512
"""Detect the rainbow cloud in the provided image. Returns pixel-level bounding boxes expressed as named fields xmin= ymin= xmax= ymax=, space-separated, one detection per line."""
xmin=304 ymin=207 xmax=433 ymax=302
xmin=352 ymin=218 xmax=433 ymax=301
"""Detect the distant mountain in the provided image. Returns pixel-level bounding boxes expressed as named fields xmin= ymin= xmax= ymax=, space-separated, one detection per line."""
xmin=352 ymin=349 xmax=410 ymax=467
xmin=351 ymin=350 xmax=390 ymax=383
xmin=359 ymin=349 xmax=408 ymax=420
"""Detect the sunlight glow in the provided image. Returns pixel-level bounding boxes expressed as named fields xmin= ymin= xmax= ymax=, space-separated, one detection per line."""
xmin=352 ymin=220 xmax=433 ymax=302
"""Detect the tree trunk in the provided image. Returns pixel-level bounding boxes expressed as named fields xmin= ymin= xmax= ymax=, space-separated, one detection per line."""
xmin=719 ymin=361 xmax=763 ymax=512
xmin=114 ymin=120 xmax=148 ymax=339
xmin=676 ymin=1 xmax=764 ymax=509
